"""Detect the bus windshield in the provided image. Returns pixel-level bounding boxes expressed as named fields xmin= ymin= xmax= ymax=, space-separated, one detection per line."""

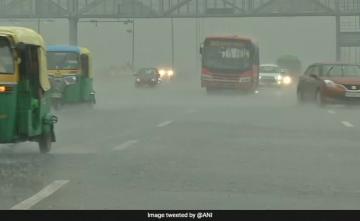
xmin=203 ymin=39 xmax=252 ymax=71
xmin=47 ymin=52 xmax=80 ymax=70
xmin=0 ymin=37 xmax=15 ymax=74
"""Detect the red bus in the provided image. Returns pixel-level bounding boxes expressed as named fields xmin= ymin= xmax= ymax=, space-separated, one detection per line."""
xmin=200 ymin=36 xmax=259 ymax=93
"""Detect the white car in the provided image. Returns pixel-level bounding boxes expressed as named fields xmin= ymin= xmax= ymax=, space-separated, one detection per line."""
xmin=259 ymin=64 xmax=292 ymax=87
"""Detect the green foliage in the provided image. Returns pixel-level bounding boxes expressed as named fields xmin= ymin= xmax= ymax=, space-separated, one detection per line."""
xmin=276 ymin=55 xmax=302 ymax=75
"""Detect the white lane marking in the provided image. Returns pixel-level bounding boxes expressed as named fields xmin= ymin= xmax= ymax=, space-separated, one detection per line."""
xmin=113 ymin=140 xmax=138 ymax=151
xmin=341 ymin=121 xmax=354 ymax=128
xmin=11 ymin=180 xmax=69 ymax=210
xmin=328 ymin=110 xmax=336 ymax=114
xmin=157 ymin=120 xmax=173 ymax=128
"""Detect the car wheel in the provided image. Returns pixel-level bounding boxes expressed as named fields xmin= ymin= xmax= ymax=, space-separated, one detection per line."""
xmin=315 ymin=89 xmax=326 ymax=107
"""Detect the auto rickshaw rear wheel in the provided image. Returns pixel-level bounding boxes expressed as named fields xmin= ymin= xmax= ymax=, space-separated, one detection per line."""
xmin=39 ymin=133 xmax=52 ymax=154
xmin=87 ymin=100 xmax=95 ymax=108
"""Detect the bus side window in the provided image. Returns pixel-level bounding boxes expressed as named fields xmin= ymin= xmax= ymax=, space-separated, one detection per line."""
xmin=81 ymin=54 xmax=89 ymax=77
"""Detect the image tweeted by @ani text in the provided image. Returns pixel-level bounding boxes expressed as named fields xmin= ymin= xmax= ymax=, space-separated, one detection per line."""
xmin=147 ymin=211 xmax=213 ymax=220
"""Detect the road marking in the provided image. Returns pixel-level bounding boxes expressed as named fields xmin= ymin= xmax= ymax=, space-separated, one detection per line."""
xmin=11 ymin=180 xmax=69 ymax=210
xmin=328 ymin=110 xmax=336 ymax=114
xmin=157 ymin=120 xmax=173 ymax=128
xmin=341 ymin=121 xmax=354 ymax=128
xmin=113 ymin=140 xmax=138 ymax=151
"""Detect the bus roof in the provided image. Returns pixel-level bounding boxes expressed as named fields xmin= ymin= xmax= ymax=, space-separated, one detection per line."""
xmin=0 ymin=26 xmax=45 ymax=46
xmin=48 ymin=45 xmax=91 ymax=55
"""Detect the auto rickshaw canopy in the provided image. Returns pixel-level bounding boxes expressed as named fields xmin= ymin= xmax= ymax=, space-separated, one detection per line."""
xmin=0 ymin=26 xmax=50 ymax=91
xmin=47 ymin=45 xmax=93 ymax=79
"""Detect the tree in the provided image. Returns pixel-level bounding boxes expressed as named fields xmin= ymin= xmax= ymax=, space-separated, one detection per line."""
xmin=276 ymin=55 xmax=302 ymax=76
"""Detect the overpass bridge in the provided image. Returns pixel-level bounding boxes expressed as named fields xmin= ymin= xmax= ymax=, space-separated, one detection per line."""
xmin=1 ymin=0 xmax=360 ymax=62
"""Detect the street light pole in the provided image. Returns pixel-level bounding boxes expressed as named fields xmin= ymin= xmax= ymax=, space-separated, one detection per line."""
xmin=171 ymin=17 xmax=175 ymax=70
xmin=80 ymin=19 xmax=135 ymax=68
xmin=132 ymin=19 xmax=135 ymax=69
xmin=37 ymin=18 xmax=41 ymax=34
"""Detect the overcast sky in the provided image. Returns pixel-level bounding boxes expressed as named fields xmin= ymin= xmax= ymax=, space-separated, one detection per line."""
xmin=0 ymin=17 xmax=335 ymax=75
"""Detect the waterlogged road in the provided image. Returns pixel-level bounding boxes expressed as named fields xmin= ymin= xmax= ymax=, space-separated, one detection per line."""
xmin=1 ymin=75 xmax=360 ymax=209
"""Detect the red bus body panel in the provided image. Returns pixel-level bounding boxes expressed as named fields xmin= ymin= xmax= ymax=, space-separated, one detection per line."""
xmin=201 ymin=36 xmax=259 ymax=91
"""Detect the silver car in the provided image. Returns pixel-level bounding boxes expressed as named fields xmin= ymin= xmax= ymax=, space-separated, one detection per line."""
xmin=259 ymin=64 xmax=291 ymax=87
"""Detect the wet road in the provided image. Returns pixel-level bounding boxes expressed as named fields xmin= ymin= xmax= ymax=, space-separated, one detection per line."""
xmin=1 ymin=75 xmax=360 ymax=209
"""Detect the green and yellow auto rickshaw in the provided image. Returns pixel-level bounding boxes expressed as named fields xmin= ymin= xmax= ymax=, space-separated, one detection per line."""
xmin=0 ymin=27 xmax=57 ymax=153
xmin=47 ymin=45 xmax=96 ymax=109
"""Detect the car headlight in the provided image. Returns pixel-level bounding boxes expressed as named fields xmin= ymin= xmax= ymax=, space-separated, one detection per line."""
xmin=276 ymin=75 xmax=283 ymax=81
xmin=324 ymin=79 xmax=337 ymax=88
xmin=64 ymin=76 xmax=77 ymax=85
xmin=167 ymin=70 xmax=174 ymax=76
xmin=159 ymin=70 xmax=166 ymax=76
xmin=136 ymin=78 xmax=141 ymax=82
xmin=282 ymin=76 xmax=292 ymax=85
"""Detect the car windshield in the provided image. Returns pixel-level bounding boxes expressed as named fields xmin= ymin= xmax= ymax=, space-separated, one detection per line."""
xmin=0 ymin=37 xmax=14 ymax=74
xmin=260 ymin=66 xmax=281 ymax=73
xmin=324 ymin=64 xmax=360 ymax=77
xmin=47 ymin=52 xmax=80 ymax=70
xmin=139 ymin=69 xmax=157 ymax=75
xmin=203 ymin=40 xmax=251 ymax=71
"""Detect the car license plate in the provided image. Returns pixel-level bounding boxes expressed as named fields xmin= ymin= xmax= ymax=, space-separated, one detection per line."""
xmin=345 ymin=92 xmax=360 ymax=97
